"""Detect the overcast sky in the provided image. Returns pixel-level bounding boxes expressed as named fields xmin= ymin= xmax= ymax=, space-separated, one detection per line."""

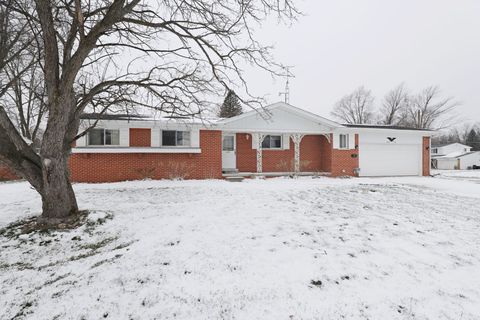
xmin=245 ymin=0 xmax=480 ymax=123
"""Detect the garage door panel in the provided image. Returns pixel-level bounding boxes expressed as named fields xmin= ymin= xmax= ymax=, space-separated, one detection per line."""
xmin=359 ymin=144 xmax=421 ymax=176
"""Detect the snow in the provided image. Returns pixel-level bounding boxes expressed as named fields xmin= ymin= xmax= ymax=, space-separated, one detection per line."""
xmin=432 ymin=169 xmax=480 ymax=180
xmin=434 ymin=151 xmax=466 ymax=159
xmin=1 ymin=173 xmax=480 ymax=319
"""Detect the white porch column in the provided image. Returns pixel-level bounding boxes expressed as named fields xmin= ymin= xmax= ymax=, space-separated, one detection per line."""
xmin=254 ymin=133 xmax=264 ymax=173
xmin=291 ymin=133 xmax=305 ymax=173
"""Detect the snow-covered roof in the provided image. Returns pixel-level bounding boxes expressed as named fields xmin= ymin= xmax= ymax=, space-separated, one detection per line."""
xmin=434 ymin=151 xmax=479 ymax=160
xmin=215 ymin=102 xmax=343 ymax=133
xmin=217 ymin=102 xmax=342 ymax=128
xmin=344 ymin=124 xmax=432 ymax=131
xmin=432 ymin=142 xmax=472 ymax=149
xmin=80 ymin=113 xmax=220 ymax=125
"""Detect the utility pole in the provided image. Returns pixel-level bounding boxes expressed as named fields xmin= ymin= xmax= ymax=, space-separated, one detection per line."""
xmin=279 ymin=66 xmax=294 ymax=104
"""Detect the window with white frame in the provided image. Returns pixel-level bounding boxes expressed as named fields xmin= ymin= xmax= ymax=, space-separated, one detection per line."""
xmin=162 ymin=130 xmax=191 ymax=147
xmin=262 ymin=135 xmax=282 ymax=149
xmin=339 ymin=134 xmax=349 ymax=149
xmin=88 ymin=128 xmax=120 ymax=146
xmin=222 ymin=135 xmax=234 ymax=151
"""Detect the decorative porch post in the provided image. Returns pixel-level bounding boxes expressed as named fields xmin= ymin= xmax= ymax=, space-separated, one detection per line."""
xmin=254 ymin=133 xmax=264 ymax=173
xmin=291 ymin=133 xmax=305 ymax=173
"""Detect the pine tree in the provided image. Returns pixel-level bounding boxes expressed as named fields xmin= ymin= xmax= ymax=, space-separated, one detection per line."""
xmin=466 ymin=128 xmax=480 ymax=151
xmin=218 ymin=90 xmax=243 ymax=118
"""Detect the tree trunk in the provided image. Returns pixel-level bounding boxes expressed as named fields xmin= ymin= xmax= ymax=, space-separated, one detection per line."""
xmin=36 ymin=90 xmax=80 ymax=224
xmin=38 ymin=155 xmax=78 ymax=223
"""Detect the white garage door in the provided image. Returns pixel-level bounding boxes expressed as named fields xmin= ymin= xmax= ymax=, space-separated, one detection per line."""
xmin=359 ymin=143 xmax=422 ymax=176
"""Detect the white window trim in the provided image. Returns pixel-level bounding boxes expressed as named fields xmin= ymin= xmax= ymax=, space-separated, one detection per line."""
xmin=87 ymin=128 xmax=120 ymax=146
xmin=262 ymin=135 xmax=283 ymax=150
xmin=72 ymin=147 xmax=201 ymax=154
xmin=339 ymin=134 xmax=349 ymax=150
xmin=161 ymin=130 xmax=191 ymax=147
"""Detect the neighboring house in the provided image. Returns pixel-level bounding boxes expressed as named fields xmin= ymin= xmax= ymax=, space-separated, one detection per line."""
xmin=431 ymin=143 xmax=480 ymax=170
xmin=0 ymin=102 xmax=433 ymax=182
xmin=431 ymin=143 xmax=472 ymax=157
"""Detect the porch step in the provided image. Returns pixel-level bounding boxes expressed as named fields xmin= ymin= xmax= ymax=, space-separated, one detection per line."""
xmin=225 ymin=176 xmax=244 ymax=182
xmin=222 ymin=168 xmax=239 ymax=174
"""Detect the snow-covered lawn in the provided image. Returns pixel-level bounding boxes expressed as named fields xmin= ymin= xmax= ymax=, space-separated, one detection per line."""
xmin=432 ymin=169 xmax=480 ymax=181
xmin=1 ymin=173 xmax=480 ymax=319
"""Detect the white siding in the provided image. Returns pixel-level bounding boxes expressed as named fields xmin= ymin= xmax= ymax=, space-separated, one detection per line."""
xmin=436 ymin=159 xmax=457 ymax=170
xmin=190 ymin=129 xmax=200 ymax=148
xmin=151 ymin=127 xmax=161 ymax=147
xmin=221 ymin=106 xmax=333 ymax=133
xmin=75 ymin=119 xmax=202 ymax=151
xmin=332 ymin=133 xmax=340 ymax=149
xmin=459 ymin=152 xmax=480 ymax=169
xmin=348 ymin=134 xmax=355 ymax=150
xmin=119 ymin=127 xmax=129 ymax=147
xmin=76 ymin=135 xmax=87 ymax=147
xmin=283 ymin=134 xmax=290 ymax=149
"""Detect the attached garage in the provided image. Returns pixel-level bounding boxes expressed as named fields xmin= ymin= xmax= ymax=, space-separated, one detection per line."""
xmin=344 ymin=125 xmax=430 ymax=177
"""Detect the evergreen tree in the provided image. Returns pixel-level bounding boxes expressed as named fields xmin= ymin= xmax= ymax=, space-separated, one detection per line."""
xmin=218 ymin=90 xmax=243 ymax=118
xmin=466 ymin=128 xmax=480 ymax=151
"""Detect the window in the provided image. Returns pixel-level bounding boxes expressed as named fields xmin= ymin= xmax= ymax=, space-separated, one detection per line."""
xmin=339 ymin=134 xmax=349 ymax=149
xmin=262 ymin=135 xmax=282 ymax=149
xmin=432 ymin=148 xmax=438 ymax=154
xmin=88 ymin=129 xmax=120 ymax=146
xmin=162 ymin=130 xmax=191 ymax=147
xmin=222 ymin=135 xmax=234 ymax=151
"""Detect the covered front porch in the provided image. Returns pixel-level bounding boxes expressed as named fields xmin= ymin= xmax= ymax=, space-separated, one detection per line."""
xmin=221 ymin=131 xmax=333 ymax=177
xmin=215 ymin=102 xmax=345 ymax=178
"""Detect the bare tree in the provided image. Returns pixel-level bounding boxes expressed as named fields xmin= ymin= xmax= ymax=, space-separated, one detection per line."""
xmin=378 ymin=83 xmax=409 ymax=125
xmin=407 ymin=86 xmax=458 ymax=129
xmin=0 ymin=0 xmax=299 ymax=224
xmin=0 ymin=1 xmax=43 ymax=191
xmin=331 ymin=86 xmax=375 ymax=124
xmin=3 ymin=50 xmax=46 ymax=146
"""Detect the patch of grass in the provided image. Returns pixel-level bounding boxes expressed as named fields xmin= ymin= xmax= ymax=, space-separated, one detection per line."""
xmin=36 ymin=234 xmax=119 ymax=270
xmin=310 ymin=280 xmax=323 ymax=287
xmin=84 ymin=212 xmax=114 ymax=234
xmin=90 ymin=254 xmax=123 ymax=269
xmin=79 ymin=236 xmax=118 ymax=251
xmin=43 ymin=273 xmax=71 ymax=287
xmin=0 ymin=261 xmax=35 ymax=271
xmin=0 ymin=211 xmax=90 ymax=240
xmin=113 ymin=240 xmax=136 ymax=251
xmin=11 ymin=300 xmax=35 ymax=319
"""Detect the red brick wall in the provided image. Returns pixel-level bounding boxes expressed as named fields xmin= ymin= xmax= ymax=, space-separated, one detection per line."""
xmin=0 ymin=162 xmax=19 ymax=181
xmin=422 ymin=136 xmax=431 ymax=176
xmin=70 ymin=130 xmax=222 ymax=182
xmin=330 ymin=134 xmax=360 ymax=177
xmin=235 ymin=133 xmax=330 ymax=173
xmin=319 ymin=135 xmax=332 ymax=172
xmin=262 ymin=139 xmax=295 ymax=172
xmin=129 ymin=128 xmax=151 ymax=147
xmin=236 ymin=133 xmax=257 ymax=172
xmin=301 ymin=135 xmax=326 ymax=172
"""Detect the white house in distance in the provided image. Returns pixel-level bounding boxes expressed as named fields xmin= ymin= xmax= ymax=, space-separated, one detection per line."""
xmin=431 ymin=143 xmax=480 ymax=170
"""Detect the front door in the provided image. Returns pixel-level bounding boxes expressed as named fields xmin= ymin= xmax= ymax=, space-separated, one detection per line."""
xmin=222 ymin=134 xmax=236 ymax=170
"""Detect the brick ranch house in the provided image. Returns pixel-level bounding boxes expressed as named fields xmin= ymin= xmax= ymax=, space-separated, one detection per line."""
xmin=0 ymin=102 xmax=432 ymax=182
